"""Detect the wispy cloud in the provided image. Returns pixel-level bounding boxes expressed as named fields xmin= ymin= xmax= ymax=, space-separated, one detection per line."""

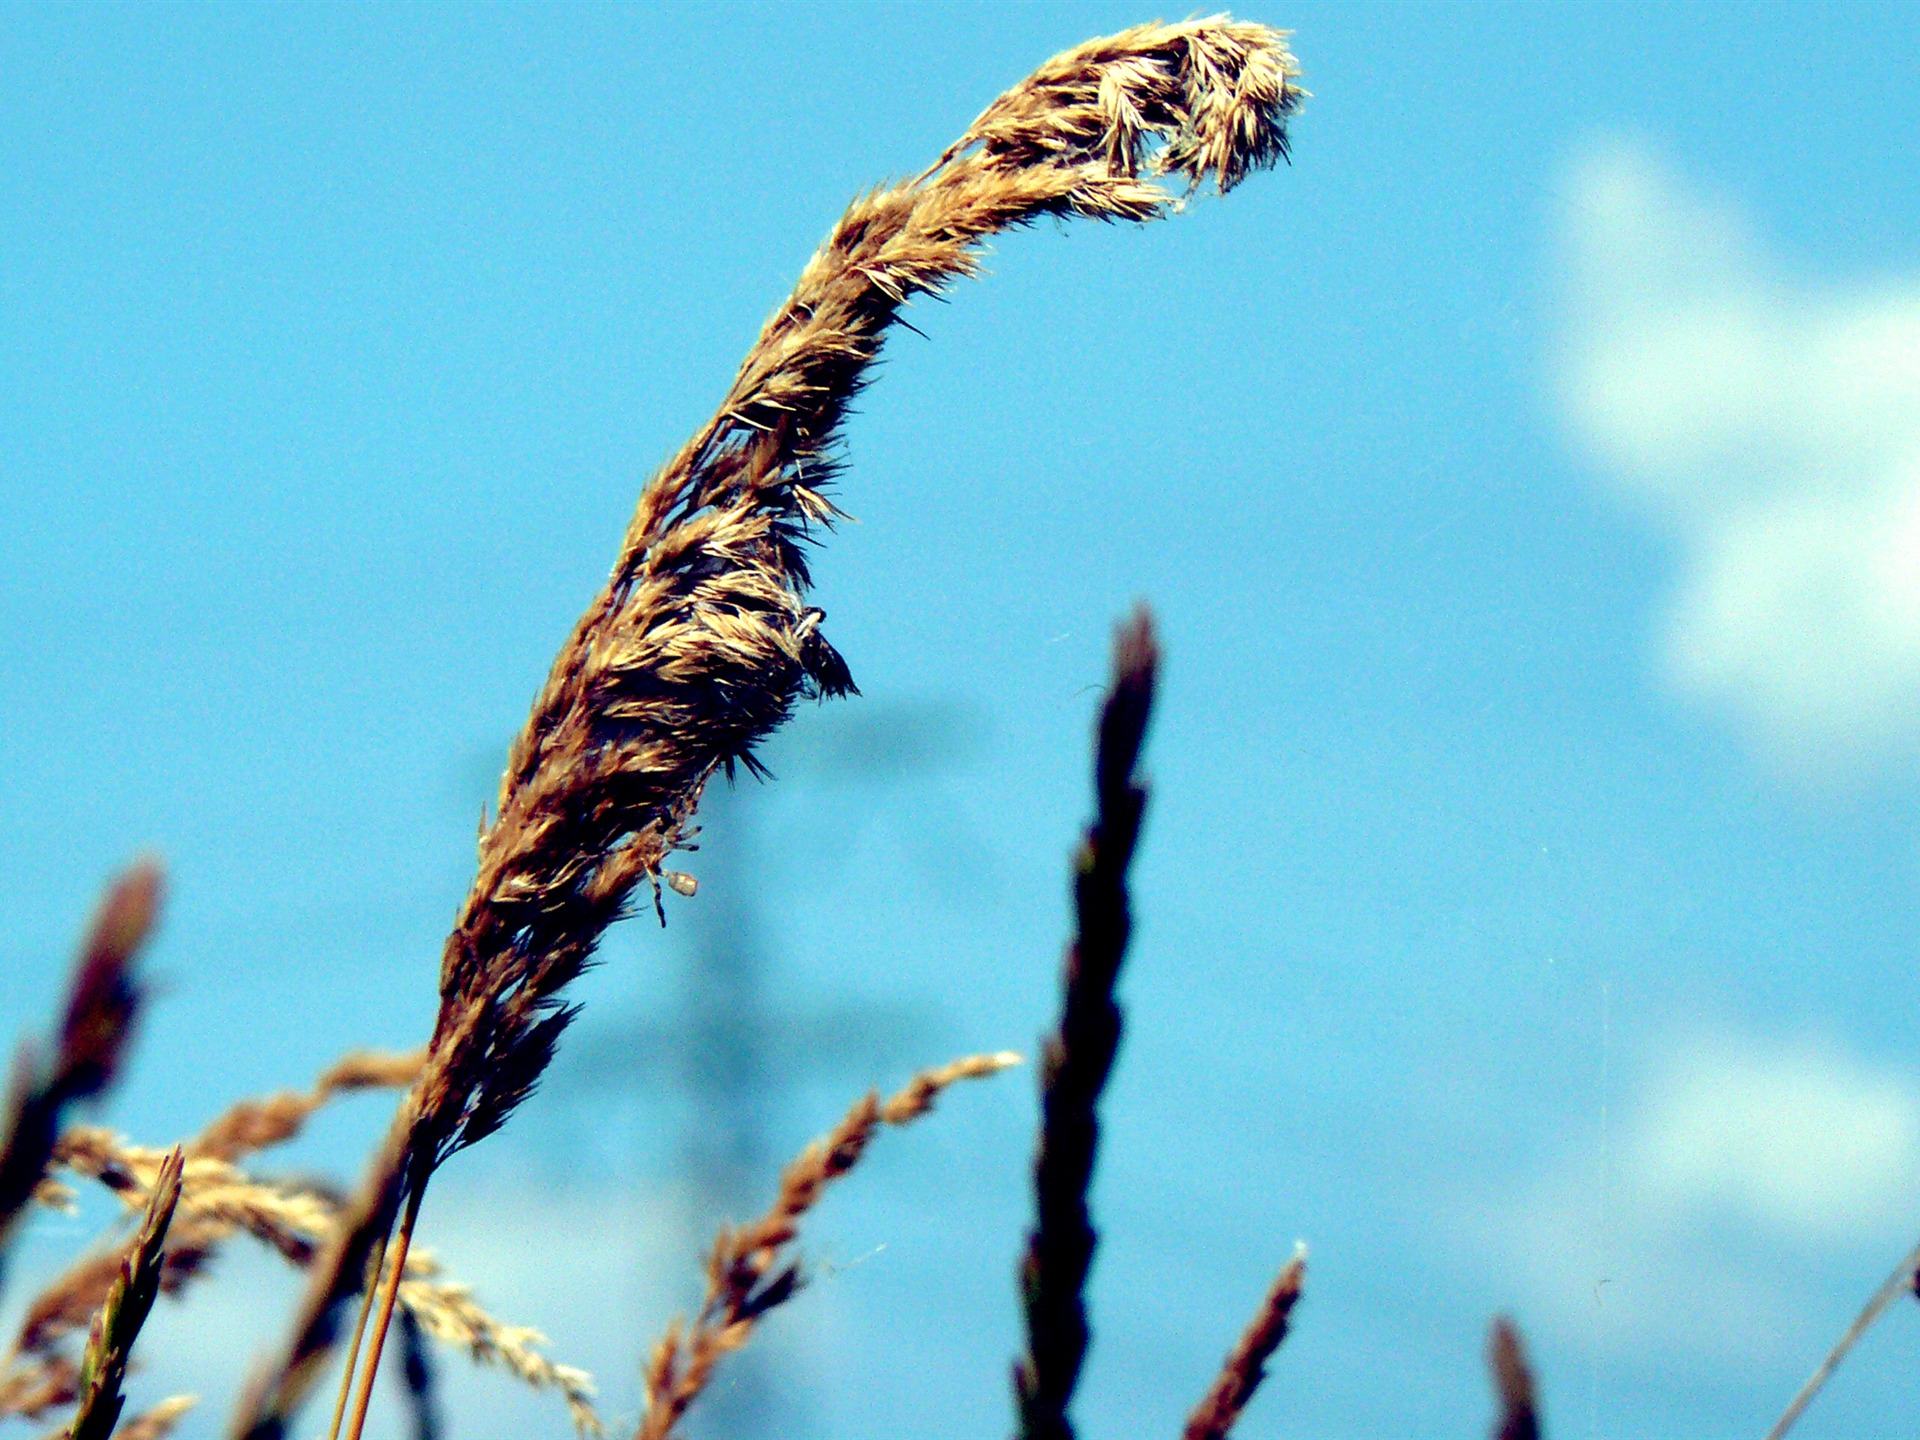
xmin=1560 ymin=143 xmax=1920 ymax=773
xmin=1629 ymin=1039 xmax=1920 ymax=1241
xmin=1470 ymin=1032 xmax=1920 ymax=1364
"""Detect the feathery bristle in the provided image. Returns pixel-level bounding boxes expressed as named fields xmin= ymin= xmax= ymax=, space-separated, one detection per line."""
xmin=114 ymin=1396 xmax=199 ymax=1440
xmin=397 ymin=1277 xmax=602 ymax=1437
xmin=19 ymin=1126 xmax=597 ymax=1436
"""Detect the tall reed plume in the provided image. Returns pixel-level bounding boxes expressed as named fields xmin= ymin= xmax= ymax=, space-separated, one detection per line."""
xmin=231 ymin=19 xmax=1303 ymax=1440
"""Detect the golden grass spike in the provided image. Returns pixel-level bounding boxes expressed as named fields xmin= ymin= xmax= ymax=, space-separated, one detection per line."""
xmin=635 ymin=1052 xmax=1016 ymax=1440
xmin=193 ymin=1049 xmax=424 ymax=1163
xmin=878 ymin=1051 xmax=1022 ymax=1124
xmin=66 ymin=1148 xmax=182 ymax=1440
xmin=236 ymin=21 xmax=1298 ymax=1440
xmin=49 ymin=1128 xmax=336 ymax=1269
xmin=398 ymin=1277 xmax=602 ymax=1436
xmin=27 ymin=1126 xmax=596 ymax=1434
xmin=1180 ymin=1248 xmax=1306 ymax=1440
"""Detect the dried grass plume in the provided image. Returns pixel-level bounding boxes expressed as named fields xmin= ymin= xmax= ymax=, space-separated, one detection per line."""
xmin=235 ymin=20 xmax=1301 ymax=1440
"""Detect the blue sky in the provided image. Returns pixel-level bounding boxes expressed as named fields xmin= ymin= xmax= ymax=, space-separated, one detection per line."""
xmin=4 ymin=4 xmax=1920 ymax=1439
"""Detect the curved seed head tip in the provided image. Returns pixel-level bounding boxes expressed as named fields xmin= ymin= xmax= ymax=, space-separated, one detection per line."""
xmin=60 ymin=858 xmax=164 ymax=1100
xmin=84 ymin=860 xmax=163 ymax=961
xmin=1266 ymin=1252 xmax=1307 ymax=1320
xmin=877 ymin=1051 xmax=1024 ymax=1124
xmin=1096 ymin=605 xmax=1159 ymax=801
xmin=1276 ymin=1245 xmax=1307 ymax=1291
xmin=1488 ymin=1316 xmax=1540 ymax=1440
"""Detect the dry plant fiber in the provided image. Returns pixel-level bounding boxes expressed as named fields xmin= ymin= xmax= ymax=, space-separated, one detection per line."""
xmin=112 ymin=1396 xmax=198 ymax=1440
xmin=1761 ymin=1233 xmax=1920 ymax=1440
xmin=232 ymin=18 xmax=1300 ymax=1440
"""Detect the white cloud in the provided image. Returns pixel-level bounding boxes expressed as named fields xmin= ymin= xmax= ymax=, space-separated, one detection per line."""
xmin=1471 ymin=1032 xmax=1920 ymax=1364
xmin=1560 ymin=143 xmax=1920 ymax=772
xmin=1631 ymin=1037 xmax=1920 ymax=1240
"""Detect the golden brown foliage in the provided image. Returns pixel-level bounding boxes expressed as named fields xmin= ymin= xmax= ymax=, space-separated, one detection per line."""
xmin=111 ymin=1395 xmax=198 ymax=1440
xmin=191 ymin=1051 xmax=425 ymax=1165
xmin=4 ymin=1072 xmax=598 ymax=1436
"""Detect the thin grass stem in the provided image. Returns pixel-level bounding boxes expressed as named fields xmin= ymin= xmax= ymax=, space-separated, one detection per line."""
xmin=324 ymin=1227 xmax=393 ymax=1440
xmin=1761 ymin=1235 xmax=1920 ymax=1440
xmin=343 ymin=1185 xmax=424 ymax=1440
